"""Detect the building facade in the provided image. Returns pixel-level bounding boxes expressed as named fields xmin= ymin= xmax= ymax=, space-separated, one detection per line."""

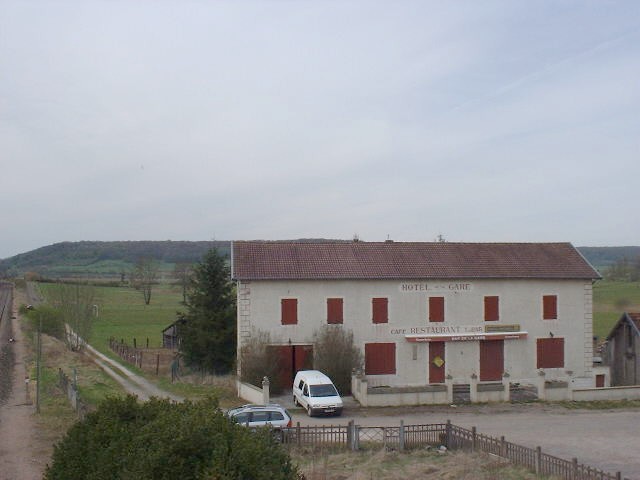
xmin=231 ymin=241 xmax=601 ymax=404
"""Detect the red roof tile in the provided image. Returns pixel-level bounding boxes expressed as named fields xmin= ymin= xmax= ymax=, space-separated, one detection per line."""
xmin=231 ymin=241 xmax=600 ymax=280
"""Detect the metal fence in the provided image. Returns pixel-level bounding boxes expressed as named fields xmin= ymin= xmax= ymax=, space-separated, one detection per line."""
xmin=58 ymin=368 xmax=89 ymax=419
xmin=279 ymin=420 xmax=628 ymax=480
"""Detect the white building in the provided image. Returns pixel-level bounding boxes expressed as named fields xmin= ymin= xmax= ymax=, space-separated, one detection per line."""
xmin=231 ymin=240 xmax=601 ymax=405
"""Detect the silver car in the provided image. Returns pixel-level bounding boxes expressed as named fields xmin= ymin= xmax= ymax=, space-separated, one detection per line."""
xmin=226 ymin=404 xmax=293 ymax=430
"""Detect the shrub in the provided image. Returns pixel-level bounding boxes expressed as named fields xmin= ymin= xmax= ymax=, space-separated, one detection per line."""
xmin=24 ymin=305 xmax=66 ymax=340
xmin=313 ymin=326 xmax=363 ymax=395
xmin=44 ymin=396 xmax=299 ymax=480
xmin=239 ymin=330 xmax=285 ymax=394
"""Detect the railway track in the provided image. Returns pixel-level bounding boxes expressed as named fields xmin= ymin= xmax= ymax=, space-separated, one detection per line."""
xmin=0 ymin=283 xmax=15 ymax=405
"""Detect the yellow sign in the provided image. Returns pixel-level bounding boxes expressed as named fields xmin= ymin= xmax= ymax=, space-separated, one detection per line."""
xmin=432 ymin=356 xmax=444 ymax=368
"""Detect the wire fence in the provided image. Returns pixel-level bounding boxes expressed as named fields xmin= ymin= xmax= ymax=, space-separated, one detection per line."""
xmin=279 ymin=420 xmax=628 ymax=480
xmin=57 ymin=368 xmax=89 ymax=419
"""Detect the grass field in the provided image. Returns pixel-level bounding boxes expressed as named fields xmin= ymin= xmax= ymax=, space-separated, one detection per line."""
xmin=38 ymin=282 xmax=184 ymax=352
xmin=593 ymin=280 xmax=640 ymax=340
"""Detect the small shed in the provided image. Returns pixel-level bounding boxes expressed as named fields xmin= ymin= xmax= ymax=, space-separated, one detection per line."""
xmin=606 ymin=312 xmax=640 ymax=386
xmin=162 ymin=317 xmax=186 ymax=350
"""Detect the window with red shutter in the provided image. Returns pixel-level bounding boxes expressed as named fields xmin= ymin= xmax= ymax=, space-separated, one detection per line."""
xmin=536 ymin=338 xmax=564 ymax=368
xmin=372 ymin=298 xmax=388 ymax=324
xmin=484 ymin=296 xmax=499 ymax=322
xmin=281 ymin=298 xmax=298 ymax=325
xmin=543 ymin=295 xmax=557 ymax=320
xmin=365 ymin=343 xmax=396 ymax=375
xmin=429 ymin=297 xmax=445 ymax=322
xmin=327 ymin=298 xmax=343 ymax=324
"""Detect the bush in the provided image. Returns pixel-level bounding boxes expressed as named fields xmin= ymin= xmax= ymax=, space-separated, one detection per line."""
xmin=44 ymin=396 xmax=299 ymax=480
xmin=239 ymin=330 xmax=285 ymax=394
xmin=313 ymin=326 xmax=363 ymax=395
xmin=24 ymin=305 xmax=66 ymax=340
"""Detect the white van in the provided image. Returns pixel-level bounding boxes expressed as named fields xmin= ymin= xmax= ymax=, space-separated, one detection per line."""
xmin=292 ymin=370 xmax=343 ymax=417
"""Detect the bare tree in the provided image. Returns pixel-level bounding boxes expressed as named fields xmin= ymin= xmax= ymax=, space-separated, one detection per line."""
xmin=239 ymin=330 xmax=284 ymax=393
xmin=173 ymin=262 xmax=193 ymax=304
xmin=313 ymin=326 xmax=363 ymax=395
xmin=131 ymin=257 xmax=159 ymax=305
xmin=56 ymin=283 xmax=96 ymax=351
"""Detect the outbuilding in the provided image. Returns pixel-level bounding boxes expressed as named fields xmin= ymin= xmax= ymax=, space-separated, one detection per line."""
xmin=605 ymin=312 xmax=640 ymax=386
xmin=231 ymin=240 xmax=601 ymax=405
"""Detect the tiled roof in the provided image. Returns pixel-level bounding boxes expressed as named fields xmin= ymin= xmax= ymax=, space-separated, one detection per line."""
xmin=231 ymin=241 xmax=600 ymax=280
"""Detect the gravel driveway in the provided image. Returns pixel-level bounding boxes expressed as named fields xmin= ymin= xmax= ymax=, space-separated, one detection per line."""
xmin=274 ymin=393 xmax=640 ymax=479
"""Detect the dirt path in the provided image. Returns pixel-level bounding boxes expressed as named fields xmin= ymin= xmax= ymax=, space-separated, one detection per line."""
xmin=0 ymin=287 xmax=45 ymax=480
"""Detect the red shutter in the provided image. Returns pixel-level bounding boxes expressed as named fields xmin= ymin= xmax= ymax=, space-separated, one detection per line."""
xmin=484 ymin=296 xmax=499 ymax=322
xmin=372 ymin=298 xmax=388 ymax=324
xmin=543 ymin=295 xmax=557 ymax=320
xmin=480 ymin=340 xmax=504 ymax=381
xmin=327 ymin=298 xmax=343 ymax=324
xmin=429 ymin=297 xmax=445 ymax=322
xmin=595 ymin=374 xmax=605 ymax=388
xmin=281 ymin=299 xmax=297 ymax=325
xmin=365 ymin=343 xmax=396 ymax=375
xmin=536 ymin=338 xmax=564 ymax=368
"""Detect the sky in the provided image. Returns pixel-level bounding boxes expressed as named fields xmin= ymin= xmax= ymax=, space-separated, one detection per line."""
xmin=1 ymin=0 xmax=639 ymax=259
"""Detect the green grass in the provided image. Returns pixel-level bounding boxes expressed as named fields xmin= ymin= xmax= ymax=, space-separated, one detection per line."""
xmin=38 ymin=282 xmax=184 ymax=352
xmin=593 ymin=280 xmax=640 ymax=340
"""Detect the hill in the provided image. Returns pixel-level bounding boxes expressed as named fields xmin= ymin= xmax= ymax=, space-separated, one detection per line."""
xmin=577 ymin=246 xmax=640 ymax=270
xmin=0 ymin=241 xmax=231 ymax=278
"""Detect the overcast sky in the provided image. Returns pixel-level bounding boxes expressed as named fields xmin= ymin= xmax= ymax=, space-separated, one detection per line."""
xmin=1 ymin=1 xmax=639 ymax=259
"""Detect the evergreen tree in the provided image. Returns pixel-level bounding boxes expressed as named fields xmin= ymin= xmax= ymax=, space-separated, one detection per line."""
xmin=179 ymin=248 xmax=236 ymax=374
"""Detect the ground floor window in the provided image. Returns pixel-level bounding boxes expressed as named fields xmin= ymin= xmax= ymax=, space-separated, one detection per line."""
xmin=365 ymin=342 xmax=396 ymax=375
xmin=536 ymin=337 xmax=564 ymax=368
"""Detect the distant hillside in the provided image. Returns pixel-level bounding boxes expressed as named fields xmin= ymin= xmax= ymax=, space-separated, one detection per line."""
xmin=0 ymin=241 xmax=231 ymax=277
xmin=0 ymin=241 xmax=636 ymax=278
xmin=577 ymin=246 xmax=640 ymax=270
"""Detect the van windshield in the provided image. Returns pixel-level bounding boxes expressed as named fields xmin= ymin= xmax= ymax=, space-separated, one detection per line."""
xmin=309 ymin=384 xmax=338 ymax=397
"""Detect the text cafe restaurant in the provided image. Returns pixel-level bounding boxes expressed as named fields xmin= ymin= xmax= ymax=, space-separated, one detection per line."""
xmin=231 ymin=241 xmax=601 ymax=405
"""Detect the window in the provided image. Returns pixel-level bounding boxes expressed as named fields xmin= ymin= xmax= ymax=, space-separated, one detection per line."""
xmin=429 ymin=297 xmax=444 ymax=322
xmin=327 ymin=298 xmax=343 ymax=324
xmin=484 ymin=296 xmax=499 ymax=321
xmin=281 ymin=298 xmax=298 ymax=325
xmin=365 ymin=343 xmax=396 ymax=375
xmin=536 ymin=338 xmax=564 ymax=368
xmin=372 ymin=297 xmax=388 ymax=324
xmin=543 ymin=295 xmax=557 ymax=320
xmin=270 ymin=411 xmax=285 ymax=421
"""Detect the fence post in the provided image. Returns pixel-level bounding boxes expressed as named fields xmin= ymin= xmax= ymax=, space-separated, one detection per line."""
xmin=535 ymin=446 xmax=541 ymax=474
xmin=445 ymin=419 xmax=452 ymax=449
xmin=399 ymin=420 xmax=405 ymax=451
xmin=471 ymin=426 xmax=477 ymax=452
xmin=347 ymin=420 xmax=354 ymax=451
xmin=572 ymin=457 xmax=578 ymax=480
xmin=156 ymin=354 xmax=160 ymax=375
xmin=500 ymin=436 xmax=506 ymax=457
xmin=296 ymin=422 xmax=301 ymax=447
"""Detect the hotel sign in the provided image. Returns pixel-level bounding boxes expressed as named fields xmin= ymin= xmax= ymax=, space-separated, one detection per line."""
xmin=399 ymin=282 xmax=473 ymax=293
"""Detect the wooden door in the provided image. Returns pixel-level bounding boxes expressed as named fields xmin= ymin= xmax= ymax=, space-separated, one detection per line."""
xmin=480 ymin=340 xmax=504 ymax=381
xmin=429 ymin=342 xmax=445 ymax=384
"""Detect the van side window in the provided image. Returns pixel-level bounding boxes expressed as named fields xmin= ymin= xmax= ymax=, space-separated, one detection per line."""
xmin=303 ymin=385 xmax=309 ymax=396
xmin=298 ymin=380 xmax=305 ymax=390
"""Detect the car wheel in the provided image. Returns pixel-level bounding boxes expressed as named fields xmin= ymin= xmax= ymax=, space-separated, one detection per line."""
xmin=293 ymin=396 xmax=298 ymax=406
xmin=307 ymin=406 xmax=313 ymax=417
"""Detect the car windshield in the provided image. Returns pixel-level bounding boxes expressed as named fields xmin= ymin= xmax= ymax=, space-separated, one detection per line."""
xmin=309 ymin=384 xmax=338 ymax=397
